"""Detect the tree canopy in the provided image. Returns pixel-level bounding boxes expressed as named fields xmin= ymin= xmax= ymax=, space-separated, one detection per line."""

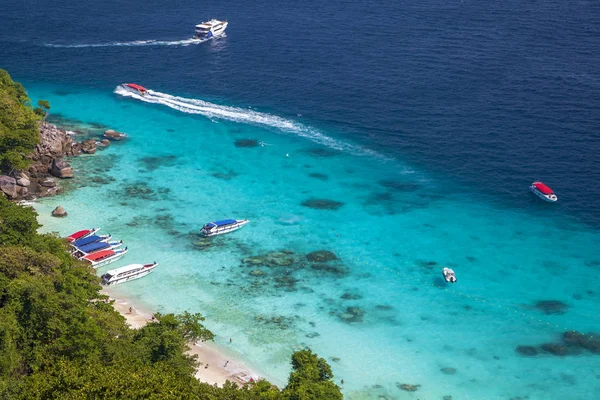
xmin=0 ymin=69 xmax=44 ymax=172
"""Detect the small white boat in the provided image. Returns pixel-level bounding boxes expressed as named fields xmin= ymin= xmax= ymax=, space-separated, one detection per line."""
xmin=201 ymin=219 xmax=249 ymax=237
xmin=442 ymin=267 xmax=457 ymax=283
xmin=67 ymin=228 xmax=100 ymax=243
xmin=83 ymin=247 xmax=128 ymax=269
xmin=73 ymin=240 xmax=123 ymax=259
xmin=193 ymin=19 xmax=228 ymax=40
xmin=530 ymin=181 xmax=558 ymax=202
xmin=101 ymin=262 xmax=158 ymax=286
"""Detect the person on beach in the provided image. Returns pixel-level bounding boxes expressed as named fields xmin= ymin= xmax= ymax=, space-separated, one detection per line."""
xmin=128 ymin=306 xmax=132 ymax=314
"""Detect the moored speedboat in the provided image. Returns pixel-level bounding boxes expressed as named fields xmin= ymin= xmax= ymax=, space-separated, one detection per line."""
xmin=122 ymin=83 xmax=148 ymax=96
xmin=201 ymin=219 xmax=249 ymax=237
xmin=67 ymin=228 xmax=100 ymax=243
xmin=71 ymin=234 xmax=111 ymax=249
xmin=73 ymin=240 xmax=123 ymax=259
xmin=101 ymin=262 xmax=158 ymax=286
xmin=442 ymin=267 xmax=457 ymax=283
xmin=83 ymin=247 xmax=128 ymax=269
xmin=193 ymin=19 xmax=228 ymax=40
xmin=530 ymin=181 xmax=558 ymax=202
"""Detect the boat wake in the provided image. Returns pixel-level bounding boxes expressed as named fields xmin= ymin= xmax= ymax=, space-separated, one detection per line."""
xmin=45 ymin=38 xmax=210 ymax=48
xmin=114 ymin=86 xmax=390 ymax=160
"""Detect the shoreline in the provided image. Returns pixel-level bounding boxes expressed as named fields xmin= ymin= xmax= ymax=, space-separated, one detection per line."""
xmin=103 ymin=290 xmax=262 ymax=387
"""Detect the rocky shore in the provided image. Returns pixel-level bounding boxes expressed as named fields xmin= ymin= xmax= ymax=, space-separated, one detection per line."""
xmin=0 ymin=123 xmax=123 ymax=202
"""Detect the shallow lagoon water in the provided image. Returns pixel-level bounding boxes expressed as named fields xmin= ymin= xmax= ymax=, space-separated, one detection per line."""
xmin=29 ymin=82 xmax=600 ymax=399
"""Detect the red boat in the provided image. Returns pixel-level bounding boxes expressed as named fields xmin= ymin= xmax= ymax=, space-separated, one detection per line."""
xmin=530 ymin=182 xmax=558 ymax=202
xmin=67 ymin=228 xmax=100 ymax=243
xmin=122 ymin=83 xmax=148 ymax=96
xmin=83 ymin=247 xmax=128 ymax=268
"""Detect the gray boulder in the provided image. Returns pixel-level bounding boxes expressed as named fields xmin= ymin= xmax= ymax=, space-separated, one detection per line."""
xmin=50 ymin=158 xmax=73 ymax=178
xmin=81 ymin=139 xmax=97 ymax=154
xmin=17 ymin=177 xmax=31 ymax=187
xmin=0 ymin=176 xmax=17 ymax=198
xmin=104 ymin=129 xmax=127 ymax=141
xmin=52 ymin=206 xmax=68 ymax=217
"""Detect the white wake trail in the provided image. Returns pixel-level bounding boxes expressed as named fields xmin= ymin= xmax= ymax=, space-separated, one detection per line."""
xmin=46 ymin=38 xmax=209 ymax=48
xmin=114 ymin=86 xmax=390 ymax=160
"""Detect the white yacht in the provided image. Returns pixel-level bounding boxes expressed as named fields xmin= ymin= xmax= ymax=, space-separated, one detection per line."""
xmin=101 ymin=262 xmax=158 ymax=286
xmin=193 ymin=19 xmax=228 ymax=40
xmin=201 ymin=219 xmax=249 ymax=237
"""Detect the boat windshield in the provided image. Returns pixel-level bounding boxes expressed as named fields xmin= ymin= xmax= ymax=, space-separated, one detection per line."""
xmin=103 ymin=273 xmax=112 ymax=280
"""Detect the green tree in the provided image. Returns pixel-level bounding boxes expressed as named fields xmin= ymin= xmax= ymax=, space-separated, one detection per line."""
xmin=0 ymin=69 xmax=41 ymax=172
xmin=282 ymin=350 xmax=342 ymax=400
xmin=33 ymin=100 xmax=51 ymax=126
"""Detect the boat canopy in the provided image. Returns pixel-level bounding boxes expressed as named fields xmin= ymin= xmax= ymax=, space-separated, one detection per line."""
xmin=73 ymin=235 xmax=102 ymax=248
xmin=207 ymin=219 xmax=237 ymax=227
xmin=124 ymin=83 xmax=147 ymax=92
xmin=79 ymin=241 xmax=110 ymax=253
xmin=68 ymin=229 xmax=91 ymax=241
xmin=533 ymin=182 xmax=554 ymax=195
xmin=84 ymin=249 xmax=114 ymax=261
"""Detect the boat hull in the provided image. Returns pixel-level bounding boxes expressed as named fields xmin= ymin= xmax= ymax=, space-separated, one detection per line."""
xmin=67 ymin=228 xmax=100 ymax=242
xmin=74 ymin=242 xmax=123 ymax=259
xmin=102 ymin=269 xmax=155 ymax=286
xmin=201 ymin=220 xmax=249 ymax=237
xmin=92 ymin=253 xmax=126 ymax=269
xmin=530 ymin=186 xmax=558 ymax=202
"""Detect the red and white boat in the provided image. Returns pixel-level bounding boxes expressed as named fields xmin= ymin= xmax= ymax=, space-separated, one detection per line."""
xmin=83 ymin=247 xmax=128 ymax=269
xmin=67 ymin=228 xmax=100 ymax=243
xmin=530 ymin=181 xmax=558 ymax=202
xmin=121 ymin=83 xmax=148 ymax=96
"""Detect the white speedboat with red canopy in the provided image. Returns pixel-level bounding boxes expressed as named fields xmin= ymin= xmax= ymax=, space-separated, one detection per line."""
xmin=122 ymin=83 xmax=148 ymax=96
xmin=67 ymin=228 xmax=100 ymax=243
xmin=530 ymin=181 xmax=558 ymax=202
xmin=83 ymin=247 xmax=128 ymax=269
xmin=101 ymin=262 xmax=158 ymax=286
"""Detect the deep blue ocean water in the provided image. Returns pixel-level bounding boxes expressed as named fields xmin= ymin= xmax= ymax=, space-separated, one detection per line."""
xmin=2 ymin=1 xmax=600 ymax=399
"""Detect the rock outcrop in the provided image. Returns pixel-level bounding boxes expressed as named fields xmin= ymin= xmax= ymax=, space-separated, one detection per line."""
xmin=80 ymin=139 xmax=97 ymax=154
xmin=2 ymin=124 xmax=87 ymax=201
xmin=0 ymin=176 xmax=17 ymax=198
xmin=52 ymin=206 xmax=68 ymax=217
xmin=50 ymin=158 xmax=74 ymax=179
xmin=103 ymin=129 xmax=127 ymax=141
xmin=1 ymin=122 xmax=124 ymax=201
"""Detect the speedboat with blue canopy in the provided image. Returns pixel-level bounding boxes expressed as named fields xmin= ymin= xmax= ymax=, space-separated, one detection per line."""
xmin=71 ymin=234 xmax=111 ymax=249
xmin=201 ymin=219 xmax=249 ymax=237
xmin=73 ymin=240 xmax=123 ymax=259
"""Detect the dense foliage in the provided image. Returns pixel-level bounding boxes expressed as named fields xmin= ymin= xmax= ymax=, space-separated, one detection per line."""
xmin=0 ymin=71 xmax=342 ymax=399
xmin=0 ymin=69 xmax=42 ymax=172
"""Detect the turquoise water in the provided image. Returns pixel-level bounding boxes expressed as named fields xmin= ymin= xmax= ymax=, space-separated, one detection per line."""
xmin=31 ymin=83 xmax=599 ymax=399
